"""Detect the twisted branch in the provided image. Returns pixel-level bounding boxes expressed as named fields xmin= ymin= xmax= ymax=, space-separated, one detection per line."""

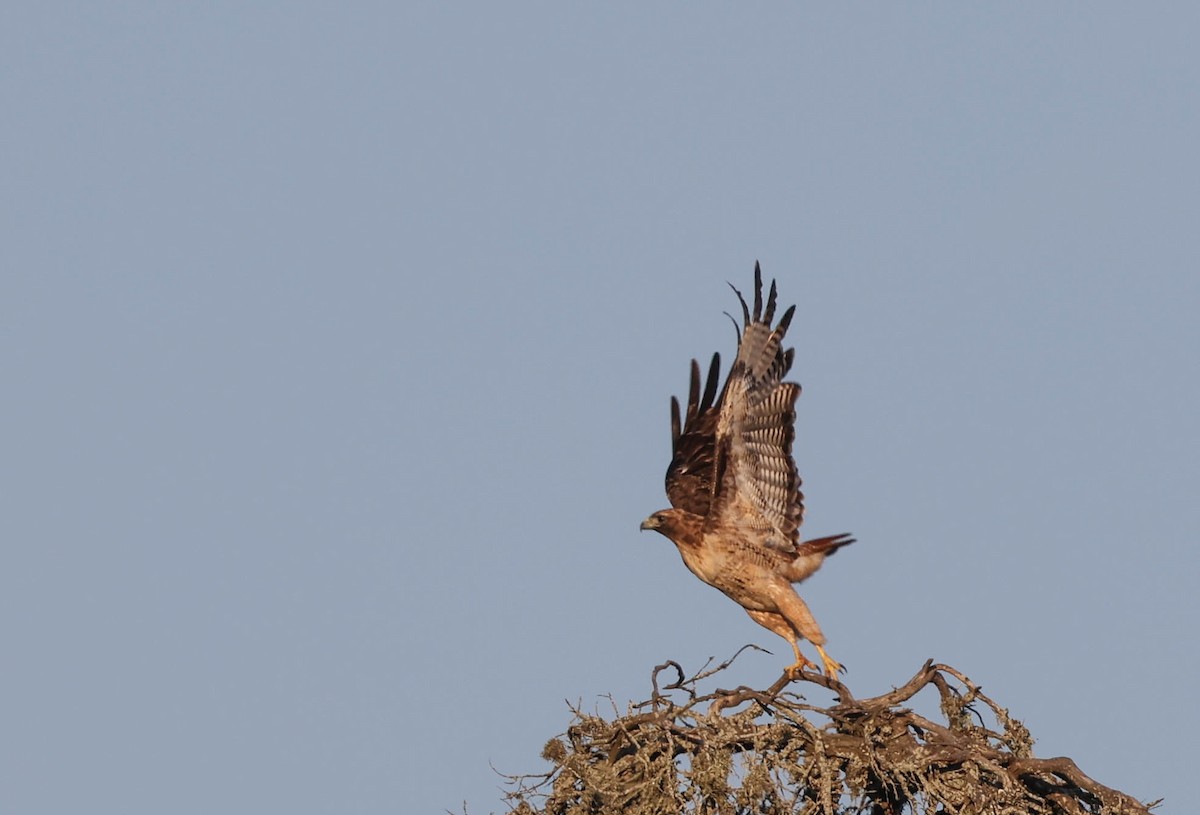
xmin=503 ymin=657 xmax=1156 ymax=815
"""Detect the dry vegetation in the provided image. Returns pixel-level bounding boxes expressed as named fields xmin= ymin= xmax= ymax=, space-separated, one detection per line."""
xmin=502 ymin=651 xmax=1156 ymax=815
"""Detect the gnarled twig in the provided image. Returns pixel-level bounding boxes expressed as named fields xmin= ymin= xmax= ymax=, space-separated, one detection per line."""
xmin=502 ymin=657 xmax=1155 ymax=815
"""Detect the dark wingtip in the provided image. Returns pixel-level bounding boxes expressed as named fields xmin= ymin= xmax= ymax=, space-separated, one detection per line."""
xmin=721 ymin=310 xmax=743 ymax=345
xmin=670 ymin=396 xmax=682 ymax=444
xmin=701 ymin=352 xmax=720 ymax=410
xmin=683 ymin=358 xmax=704 ymax=425
xmin=727 ymin=280 xmax=751 ymax=328
xmin=777 ymin=304 xmax=796 ymax=336
xmin=752 ymin=263 xmax=763 ymax=321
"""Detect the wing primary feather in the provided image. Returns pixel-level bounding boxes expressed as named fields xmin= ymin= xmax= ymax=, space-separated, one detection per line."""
xmin=728 ymin=280 xmax=751 ymax=328
xmin=752 ymin=264 xmax=763 ymax=322
xmin=721 ymin=311 xmax=742 ymax=347
xmin=670 ymin=395 xmax=681 ymax=444
xmin=764 ymin=278 xmax=778 ymax=324
xmin=777 ymin=304 xmax=796 ymax=337
xmin=701 ymin=353 xmax=720 ymax=411
xmin=686 ymin=359 xmax=701 ymax=423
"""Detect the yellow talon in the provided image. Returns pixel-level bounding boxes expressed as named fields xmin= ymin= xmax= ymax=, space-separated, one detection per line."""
xmin=785 ymin=642 xmax=816 ymax=678
xmin=815 ymin=644 xmax=844 ymax=679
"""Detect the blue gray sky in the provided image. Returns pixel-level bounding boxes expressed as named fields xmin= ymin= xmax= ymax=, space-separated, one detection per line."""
xmin=3 ymin=4 xmax=1197 ymax=813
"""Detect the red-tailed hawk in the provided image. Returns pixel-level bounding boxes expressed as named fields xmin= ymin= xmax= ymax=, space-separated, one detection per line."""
xmin=641 ymin=264 xmax=853 ymax=679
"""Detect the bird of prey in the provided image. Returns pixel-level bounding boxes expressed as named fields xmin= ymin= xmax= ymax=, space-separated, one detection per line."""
xmin=640 ymin=263 xmax=853 ymax=679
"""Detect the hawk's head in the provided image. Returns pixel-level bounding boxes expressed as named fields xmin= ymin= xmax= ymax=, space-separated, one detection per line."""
xmin=639 ymin=509 xmax=704 ymax=550
xmin=639 ymin=512 xmax=667 ymax=533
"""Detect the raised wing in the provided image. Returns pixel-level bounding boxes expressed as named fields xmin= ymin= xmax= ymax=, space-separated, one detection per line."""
xmin=665 ymin=353 xmax=722 ymax=516
xmin=710 ymin=263 xmax=805 ymax=551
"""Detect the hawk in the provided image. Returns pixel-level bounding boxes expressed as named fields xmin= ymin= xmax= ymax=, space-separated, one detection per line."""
xmin=640 ymin=263 xmax=853 ymax=679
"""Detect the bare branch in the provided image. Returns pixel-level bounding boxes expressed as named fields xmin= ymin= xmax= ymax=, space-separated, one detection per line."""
xmin=501 ymin=657 xmax=1156 ymax=815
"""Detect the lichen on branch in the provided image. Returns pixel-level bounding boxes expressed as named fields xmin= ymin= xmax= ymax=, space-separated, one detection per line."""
xmin=503 ymin=652 xmax=1156 ymax=815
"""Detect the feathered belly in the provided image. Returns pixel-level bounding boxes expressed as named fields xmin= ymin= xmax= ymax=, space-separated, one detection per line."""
xmin=676 ymin=543 xmax=783 ymax=613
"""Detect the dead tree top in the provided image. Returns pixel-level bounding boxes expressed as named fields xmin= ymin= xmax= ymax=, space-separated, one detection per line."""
xmin=504 ymin=653 xmax=1157 ymax=815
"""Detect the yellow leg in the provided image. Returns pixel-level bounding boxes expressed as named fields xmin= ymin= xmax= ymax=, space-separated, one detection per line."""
xmin=815 ymin=644 xmax=843 ymax=679
xmin=785 ymin=640 xmax=815 ymax=678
